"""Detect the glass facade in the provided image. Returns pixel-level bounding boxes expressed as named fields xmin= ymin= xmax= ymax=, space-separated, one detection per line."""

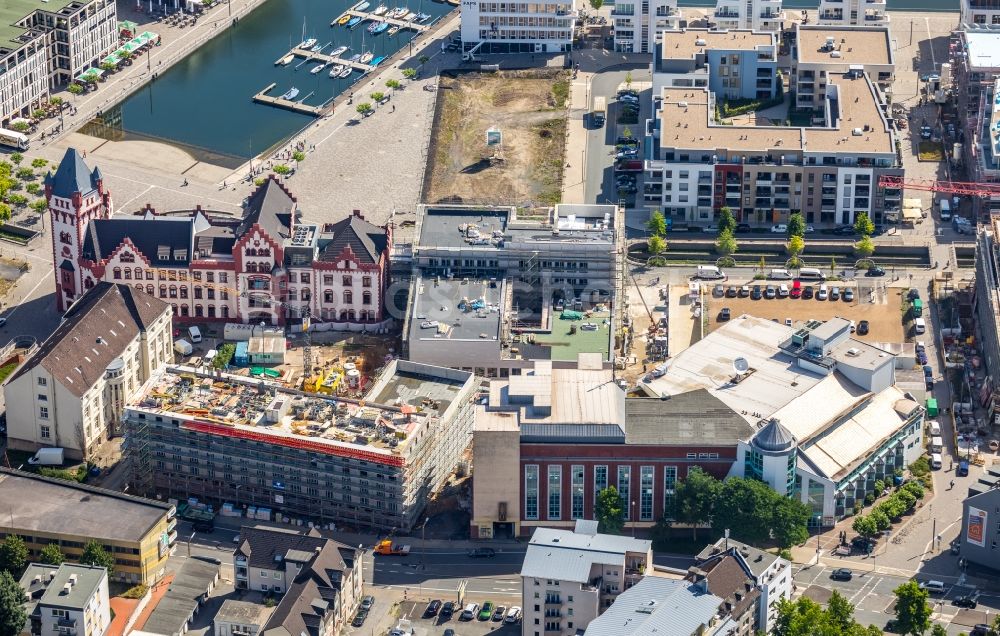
xmin=618 ymin=466 xmax=630 ymax=520
xmin=525 ymin=465 xmax=539 ymax=520
xmin=548 ymin=465 xmax=562 ymax=520
xmin=640 ymin=466 xmax=654 ymax=521
xmin=571 ymin=465 xmax=585 ymax=519
xmin=594 ymin=465 xmax=608 ymax=503
xmin=663 ymin=466 xmax=677 ymax=520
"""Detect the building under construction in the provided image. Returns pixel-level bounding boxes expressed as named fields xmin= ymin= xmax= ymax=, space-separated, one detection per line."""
xmin=124 ymin=361 xmax=477 ymax=532
xmin=955 ymin=28 xmax=1000 ymax=218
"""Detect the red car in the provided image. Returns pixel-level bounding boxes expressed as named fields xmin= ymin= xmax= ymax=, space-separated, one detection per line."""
xmin=790 ymin=280 xmax=802 ymax=298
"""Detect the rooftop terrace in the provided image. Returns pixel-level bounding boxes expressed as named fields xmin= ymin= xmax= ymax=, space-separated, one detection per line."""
xmin=417 ymin=205 xmax=617 ymax=250
xmin=0 ymin=0 xmax=79 ymax=50
xmin=408 ymin=277 xmax=503 ymax=343
xmin=661 ymin=29 xmax=774 ymax=61
xmin=128 ymin=362 xmax=473 ymax=467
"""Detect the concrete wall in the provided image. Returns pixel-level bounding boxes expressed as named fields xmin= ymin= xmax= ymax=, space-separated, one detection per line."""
xmin=961 ymin=489 xmax=1000 ymax=570
xmin=471 ymin=419 xmax=521 ymax=538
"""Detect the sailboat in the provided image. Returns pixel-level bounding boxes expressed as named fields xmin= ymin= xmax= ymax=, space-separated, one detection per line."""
xmin=298 ymin=17 xmax=315 ymax=50
xmin=280 ymin=87 xmax=300 ymax=100
xmin=373 ymin=4 xmax=388 ymax=15
xmin=330 ymin=45 xmax=349 ymax=57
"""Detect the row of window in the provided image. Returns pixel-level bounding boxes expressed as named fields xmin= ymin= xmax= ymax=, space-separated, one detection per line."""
xmin=108 ymin=267 xmax=231 ymax=284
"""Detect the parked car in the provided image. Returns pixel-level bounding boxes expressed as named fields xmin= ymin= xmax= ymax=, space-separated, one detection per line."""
xmin=830 ymin=568 xmax=853 ymax=581
xmin=957 ymin=460 xmax=970 ymax=477
xmin=751 ymin=285 xmax=762 ymax=300
xmin=441 ymin=601 xmax=456 ymax=618
xmin=505 ymin=607 xmax=522 ymax=623
xmin=805 ymin=225 xmax=815 ymax=233
xmin=361 ymin=596 xmax=375 ymax=610
xmin=423 ymin=600 xmax=442 ymax=618
xmin=953 ymin=592 xmax=979 ymax=609
xmin=972 ymin=624 xmax=990 ymax=636
xmin=725 ymin=286 xmax=738 ymax=297
xmin=736 ymin=223 xmax=752 ymax=233
xmin=908 ymin=288 xmax=921 ymax=301
xmin=770 ymin=224 xmax=787 ymax=233
xmin=713 ymin=284 xmax=725 ymax=297
xmin=492 ymin=605 xmax=507 ymax=621
xmin=478 ymin=602 xmax=495 ymax=621
xmin=830 ymin=286 xmax=840 ymax=301
xmin=739 ymin=285 xmax=750 ymax=297
xmin=468 ymin=547 xmax=496 ymax=558
xmin=834 ymin=225 xmax=856 ymax=235
xmin=802 ymin=286 xmax=814 ymax=299
xmin=718 ymin=308 xmax=731 ymax=322
xmin=704 ymin=224 xmax=721 ymax=234
xmin=352 ymin=610 xmax=368 ymax=627
xmin=765 ymin=285 xmax=776 ymax=299
xmin=460 ymin=603 xmax=479 ymax=621
xmin=790 ymin=280 xmax=802 ymax=298
xmin=843 ymin=288 xmax=854 ymax=302
xmin=866 ymin=266 xmax=886 ymax=277
xmin=857 ymin=320 xmax=870 ymax=335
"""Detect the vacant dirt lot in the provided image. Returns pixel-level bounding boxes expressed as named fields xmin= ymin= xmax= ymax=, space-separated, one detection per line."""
xmin=700 ymin=284 xmax=908 ymax=343
xmin=425 ymin=69 xmax=569 ymax=207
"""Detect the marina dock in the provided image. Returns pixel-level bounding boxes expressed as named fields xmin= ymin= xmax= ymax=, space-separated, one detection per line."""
xmin=253 ymin=82 xmax=327 ymax=116
xmin=274 ymin=47 xmax=377 ymax=73
xmin=331 ymin=9 xmax=432 ymax=32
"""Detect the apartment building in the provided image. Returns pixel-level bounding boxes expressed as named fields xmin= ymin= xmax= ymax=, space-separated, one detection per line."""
xmin=47 ymin=150 xmax=392 ymax=325
xmin=470 ymin=355 xmax=754 ymax=539
xmin=20 ymin=564 xmax=111 ymax=636
xmin=125 ymin=361 xmax=476 ymax=532
xmin=583 ymin=576 xmax=735 ymax=636
xmin=520 ymin=521 xmax=652 ymax=636
xmin=0 ymin=468 xmax=176 ymax=584
xmin=963 ymin=0 xmax=1000 ymax=26
xmin=975 ymin=216 xmax=1000 ymax=414
xmin=404 ymin=204 xmax=624 ymax=375
xmin=695 ymin=539 xmax=793 ymax=633
xmin=956 ymin=29 xmax=1000 ymax=218
xmin=459 ymin=0 xmax=576 ymax=54
xmin=816 ymin=0 xmax=889 ymax=25
xmin=655 ymin=29 xmax=778 ymax=101
xmin=0 ymin=0 xmax=117 ymax=126
xmin=611 ymin=0 xmax=682 ymax=54
xmin=959 ymin=470 xmax=1000 ymax=572
xmin=4 ymin=282 xmax=173 ymax=461
xmin=710 ymin=0 xmax=784 ymax=32
xmin=234 ymin=526 xmax=363 ymax=635
xmin=793 ymin=25 xmax=895 ymax=108
xmin=646 ymin=69 xmax=901 ymax=226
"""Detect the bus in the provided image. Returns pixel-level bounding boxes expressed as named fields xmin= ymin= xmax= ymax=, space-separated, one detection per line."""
xmin=0 ymin=128 xmax=28 ymax=150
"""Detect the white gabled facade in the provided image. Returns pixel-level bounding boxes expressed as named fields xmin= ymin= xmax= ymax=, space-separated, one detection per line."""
xmin=460 ymin=0 xmax=577 ymax=53
xmin=816 ymin=0 xmax=888 ymax=25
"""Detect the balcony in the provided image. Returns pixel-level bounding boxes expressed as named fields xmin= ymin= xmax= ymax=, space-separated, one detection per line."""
xmin=544 ymin=597 xmax=563 ymax=605
xmin=819 ymin=12 xmax=843 ymax=19
xmin=714 ymin=11 xmax=741 ymax=18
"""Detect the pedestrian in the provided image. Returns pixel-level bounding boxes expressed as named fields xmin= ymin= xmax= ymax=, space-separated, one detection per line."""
xmin=392 ymin=104 xmax=395 ymax=112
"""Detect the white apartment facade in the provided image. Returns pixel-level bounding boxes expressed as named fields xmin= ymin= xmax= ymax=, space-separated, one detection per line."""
xmin=520 ymin=523 xmax=652 ymax=636
xmin=711 ymin=0 xmax=784 ymax=31
xmin=611 ymin=0 xmax=682 ymax=54
xmin=816 ymin=0 xmax=888 ymax=25
xmin=20 ymin=564 xmax=111 ymax=636
xmin=4 ymin=283 xmax=173 ymax=461
xmin=962 ymin=0 xmax=1000 ymax=25
xmin=459 ymin=0 xmax=576 ymax=53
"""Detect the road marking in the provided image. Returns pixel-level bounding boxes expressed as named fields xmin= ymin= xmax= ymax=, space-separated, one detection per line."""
xmin=6 ymin=265 xmax=53 ymax=319
xmin=117 ymin=184 xmax=155 ymax=211
xmin=925 ymin=18 xmax=936 ymax=68
xmin=102 ymin=170 xmax=242 ymax=210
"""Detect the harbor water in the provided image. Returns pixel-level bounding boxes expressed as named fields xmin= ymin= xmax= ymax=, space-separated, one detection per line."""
xmin=82 ymin=0 xmax=453 ymax=167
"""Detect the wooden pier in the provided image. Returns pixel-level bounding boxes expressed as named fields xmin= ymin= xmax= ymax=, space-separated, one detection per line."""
xmin=253 ymin=82 xmax=327 ymax=116
xmin=330 ymin=9 xmax=432 ymax=32
xmin=273 ymin=47 xmax=376 ymax=73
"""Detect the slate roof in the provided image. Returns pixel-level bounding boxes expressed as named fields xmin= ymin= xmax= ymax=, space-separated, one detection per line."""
xmin=753 ymin=418 xmax=796 ymax=452
xmin=6 ymin=283 xmax=169 ymax=397
xmin=44 ymin=148 xmax=100 ymax=199
xmin=20 ymin=563 xmax=106 ymax=611
xmin=262 ymin=540 xmax=358 ymax=636
xmin=82 ymin=217 xmax=194 ymax=266
xmin=236 ymin=526 xmax=327 ymax=571
xmin=695 ymin=538 xmax=783 ymax=580
xmin=582 ymin=577 xmax=724 ymax=636
xmin=317 ymin=215 xmax=388 ymax=265
xmin=519 ymin=423 xmax=625 ymax=444
xmin=623 ymin=393 xmax=755 ymax=445
xmin=240 ymin=177 xmax=294 ymax=241
xmin=691 ymin=556 xmax=759 ymax=621
xmin=142 ymin=557 xmax=220 ymax=636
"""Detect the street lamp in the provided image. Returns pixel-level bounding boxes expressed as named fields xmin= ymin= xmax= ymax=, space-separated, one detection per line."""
xmin=631 ymin=500 xmax=636 ymax=537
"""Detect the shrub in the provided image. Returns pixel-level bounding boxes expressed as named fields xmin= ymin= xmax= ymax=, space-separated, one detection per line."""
xmin=121 ymin=584 xmax=148 ymax=599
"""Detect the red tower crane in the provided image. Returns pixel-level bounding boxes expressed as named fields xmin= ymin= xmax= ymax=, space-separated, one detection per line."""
xmin=878 ymin=175 xmax=1000 ymax=198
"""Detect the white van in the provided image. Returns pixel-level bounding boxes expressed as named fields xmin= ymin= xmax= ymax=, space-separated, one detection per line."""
xmin=188 ymin=326 xmax=203 ymax=343
xmin=695 ymin=265 xmax=725 ymax=280
xmin=914 ymin=317 xmax=927 ymax=335
xmin=928 ymin=420 xmax=941 ymax=436
xmin=798 ymin=268 xmax=826 ymax=280
xmin=930 ymin=436 xmax=943 ymax=453
xmin=938 ymin=198 xmax=952 ymax=221
xmin=174 ymin=339 xmax=193 ymax=356
xmin=930 ymin=453 xmax=943 ymax=469
xmin=770 ymin=268 xmax=792 ymax=280
xmin=817 ymin=284 xmax=829 ymax=300
xmin=460 ymin=603 xmax=479 ymax=621
xmin=920 ymin=580 xmax=946 ymax=594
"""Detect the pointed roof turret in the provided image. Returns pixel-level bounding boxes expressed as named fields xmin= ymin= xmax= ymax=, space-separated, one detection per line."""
xmin=46 ymin=148 xmax=101 ymax=199
xmin=752 ymin=418 xmax=796 ymax=452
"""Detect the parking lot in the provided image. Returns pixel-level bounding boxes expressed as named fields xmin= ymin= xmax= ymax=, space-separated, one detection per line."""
xmin=352 ymin=597 xmax=522 ymax=636
xmin=700 ymin=279 xmax=910 ymax=343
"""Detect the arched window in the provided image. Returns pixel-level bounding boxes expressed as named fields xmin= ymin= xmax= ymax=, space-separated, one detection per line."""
xmin=208 ymin=306 xmax=216 ymax=318
xmin=134 ymin=268 xmax=142 ymax=279
xmin=347 ymin=310 xmax=356 ymax=321
xmin=195 ymin=305 xmax=203 ymax=317
xmin=84 ymin=278 xmax=94 ymax=289
xmin=113 ymin=267 xmax=121 ymax=280
xmin=362 ymin=291 xmax=371 ymax=305
xmin=180 ymin=287 xmax=188 ymax=299
xmin=171 ymin=304 xmax=178 ymax=315
xmin=247 ymin=262 xmax=257 ymax=273
xmin=134 ymin=284 xmax=143 ymax=292
xmin=222 ymin=306 xmax=230 ymax=318
xmin=146 ymin=285 xmax=154 ymax=295
xmin=180 ymin=304 xmax=189 ymax=317
xmin=247 ymin=248 xmax=257 ymax=257
xmin=344 ymin=290 xmax=353 ymax=304
xmin=159 ymin=285 xmax=167 ymax=297
xmin=169 ymin=286 xmax=177 ymax=299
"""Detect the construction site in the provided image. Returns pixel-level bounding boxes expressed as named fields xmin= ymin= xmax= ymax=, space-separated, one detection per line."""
xmin=124 ymin=360 xmax=478 ymax=532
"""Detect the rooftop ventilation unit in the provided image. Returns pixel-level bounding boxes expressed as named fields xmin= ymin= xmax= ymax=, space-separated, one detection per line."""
xmin=695 ymin=38 xmax=706 ymax=46
xmin=831 ymin=51 xmax=842 ymax=58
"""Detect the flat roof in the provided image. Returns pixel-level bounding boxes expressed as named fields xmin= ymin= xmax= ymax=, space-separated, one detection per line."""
xmin=525 ymin=310 xmax=613 ymax=361
xmin=521 ymin=527 xmax=650 ymax=583
xmin=21 ymin=563 xmax=106 ymax=611
xmin=661 ymin=29 xmax=774 ymax=61
xmin=657 ymin=72 xmax=893 ymax=155
xmin=796 ymin=25 xmax=893 ymax=66
xmin=964 ymin=30 xmax=1000 ymax=70
xmin=0 ymin=0 xmax=78 ymax=49
xmin=128 ymin=362 xmax=473 ymax=467
xmin=417 ymin=205 xmax=616 ymax=250
xmin=418 ymin=207 xmax=509 ymax=249
xmin=408 ymin=277 xmax=503 ymax=342
xmin=0 ymin=469 xmax=170 ymax=542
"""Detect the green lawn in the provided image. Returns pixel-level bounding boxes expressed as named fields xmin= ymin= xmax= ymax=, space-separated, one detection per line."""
xmin=0 ymin=360 xmax=18 ymax=383
xmin=533 ymin=310 xmax=612 ymax=361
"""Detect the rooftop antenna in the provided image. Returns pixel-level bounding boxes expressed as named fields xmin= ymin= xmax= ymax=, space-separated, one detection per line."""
xmin=733 ymin=357 xmax=749 ymax=377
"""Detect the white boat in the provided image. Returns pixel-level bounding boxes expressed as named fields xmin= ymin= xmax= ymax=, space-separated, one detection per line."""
xmin=373 ymin=4 xmax=388 ymax=15
xmin=330 ymin=45 xmax=348 ymax=57
xmin=300 ymin=38 xmax=317 ymax=49
xmin=388 ymin=7 xmax=404 ymax=17
xmin=398 ymin=9 xmax=413 ymax=20
xmin=311 ymin=42 xmax=324 ymax=52
xmin=360 ymin=51 xmax=373 ymax=63
xmin=388 ymin=25 xmax=400 ymax=35
xmin=279 ymin=87 xmax=300 ymax=100
xmin=310 ymin=62 xmax=327 ymax=74
xmin=328 ymin=64 xmax=345 ymax=77
xmin=277 ymin=54 xmax=294 ymax=65
xmin=339 ymin=66 xmax=353 ymax=78
xmin=354 ymin=0 xmax=371 ymax=9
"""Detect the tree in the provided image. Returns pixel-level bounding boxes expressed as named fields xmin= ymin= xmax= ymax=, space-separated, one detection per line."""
xmin=273 ymin=164 xmax=291 ymax=176
xmin=10 ymin=122 xmax=28 ymax=133
xmin=595 ymin=486 xmax=624 ymax=534
xmin=929 ymin=625 xmax=947 ymax=636
xmin=291 ymin=151 xmax=306 ymax=164
xmin=852 ymin=514 xmax=878 ymax=540
xmin=30 ymin=158 xmax=47 ymax=169
xmin=25 ymin=183 xmax=40 ymax=195
xmin=371 ymin=91 xmax=385 ymax=104
xmin=828 ymin=591 xmax=857 ymax=634
xmin=356 ymin=102 xmax=374 ymax=117
xmin=38 ymin=543 xmax=65 ymax=566
xmin=31 ymin=109 xmax=46 ymax=120
xmin=386 ymin=79 xmax=401 ymax=91
xmin=829 ymin=256 xmax=838 ymax=278
xmin=674 ymin=467 xmax=721 ymax=540
xmin=79 ymin=540 xmax=114 ymax=576
xmin=418 ymin=55 xmax=430 ymax=66
xmin=0 ymin=203 xmax=12 ymax=222
xmin=712 ymin=478 xmax=775 ymax=544
xmin=29 ymin=199 xmax=46 ymax=215
xmin=870 ymin=509 xmax=890 ymax=531
xmin=0 ymin=535 xmax=27 ymax=576
xmin=855 ymin=236 xmax=875 ymax=259
xmin=647 ymin=210 xmax=667 ymax=237
xmin=0 ymin=571 xmax=26 ymax=636
xmin=647 ymin=235 xmax=666 ymax=255
xmin=787 ymin=235 xmax=805 ymax=259
xmin=402 ymin=68 xmax=417 ymax=80
xmin=774 ymin=597 xmax=828 ymax=636
xmin=99 ymin=61 xmax=117 ymax=73
xmin=67 ymin=83 xmax=84 ymax=96
xmin=624 ymin=71 xmax=633 ymax=89
xmin=854 ymin=212 xmax=875 ymax=237
xmin=588 ymin=0 xmax=604 ymax=8
xmin=10 ymin=153 xmax=22 ymax=166
xmin=718 ymin=206 xmax=737 ymax=235
xmin=893 ymin=581 xmax=931 ymax=636
xmin=715 ymin=228 xmax=738 ymax=256
xmin=49 ymin=97 xmax=63 ymax=107
xmin=771 ymin=496 xmax=811 ymax=548
xmin=787 ymin=212 xmax=806 ymax=237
